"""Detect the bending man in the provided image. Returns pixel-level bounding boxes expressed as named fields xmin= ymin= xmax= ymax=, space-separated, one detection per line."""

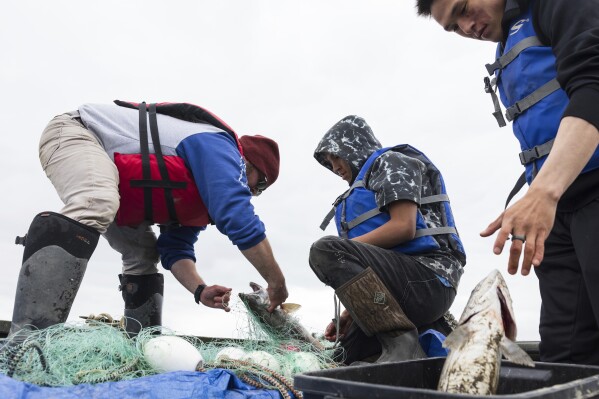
xmin=8 ymin=100 xmax=288 ymax=339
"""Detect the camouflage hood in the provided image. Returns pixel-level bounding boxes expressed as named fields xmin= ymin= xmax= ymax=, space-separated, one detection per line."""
xmin=314 ymin=115 xmax=382 ymax=184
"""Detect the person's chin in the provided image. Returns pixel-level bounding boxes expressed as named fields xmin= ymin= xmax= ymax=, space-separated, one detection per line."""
xmin=484 ymin=26 xmax=502 ymax=42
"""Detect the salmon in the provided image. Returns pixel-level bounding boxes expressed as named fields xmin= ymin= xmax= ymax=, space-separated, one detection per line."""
xmin=437 ymin=269 xmax=534 ymax=395
xmin=238 ymin=282 xmax=325 ymax=351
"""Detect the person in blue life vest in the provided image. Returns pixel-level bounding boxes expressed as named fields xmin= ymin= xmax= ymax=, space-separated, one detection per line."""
xmin=308 ymin=116 xmax=466 ymax=364
xmin=416 ymin=0 xmax=599 ymax=364
xmin=5 ymin=100 xmax=289 ymax=341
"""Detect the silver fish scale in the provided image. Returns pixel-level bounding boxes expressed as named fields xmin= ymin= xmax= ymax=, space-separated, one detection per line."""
xmin=438 ymin=322 xmax=504 ymax=395
xmin=438 ymin=270 xmax=534 ymax=395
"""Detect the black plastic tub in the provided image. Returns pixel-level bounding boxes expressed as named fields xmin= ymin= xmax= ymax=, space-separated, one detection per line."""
xmin=294 ymin=357 xmax=599 ymax=399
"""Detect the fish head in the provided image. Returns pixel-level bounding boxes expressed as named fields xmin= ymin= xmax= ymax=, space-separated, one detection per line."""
xmin=238 ymin=282 xmax=320 ymax=348
xmin=238 ymin=282 xmax=304 ymax=330
xmin=458 ymin=269 xmax=517 ymax=340
xmin=238 ymin=282 xmax=292 ymax=335
xmin=238 ymin=282 xmax=270 ymax=312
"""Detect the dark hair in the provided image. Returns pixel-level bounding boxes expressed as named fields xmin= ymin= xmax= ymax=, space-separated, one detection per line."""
xmin=416 ymin=0 xmax=435 ymax=16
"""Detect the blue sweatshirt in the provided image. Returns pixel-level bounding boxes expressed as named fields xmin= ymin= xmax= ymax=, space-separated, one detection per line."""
xmin=78 ymin=103 xmax=266 ymax=269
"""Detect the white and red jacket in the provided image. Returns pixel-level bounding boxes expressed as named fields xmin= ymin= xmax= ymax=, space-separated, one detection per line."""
xmin=78 ymin=101 xmax=266 ymax=269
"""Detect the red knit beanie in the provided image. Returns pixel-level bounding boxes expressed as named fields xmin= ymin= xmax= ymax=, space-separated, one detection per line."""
xmin=239 ymin=135 xmax=280 ymax=187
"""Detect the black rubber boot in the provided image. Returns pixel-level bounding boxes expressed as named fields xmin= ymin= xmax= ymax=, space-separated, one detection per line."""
xmin=376 ymin=329 xmax=426 ymax=363
xmin=335 ymin=267 xmax=426 ymax=363
xmin=118 ymin=273 xmax=164 ymax=336
xmin=9 ymin=212 xmax=99 ymax=340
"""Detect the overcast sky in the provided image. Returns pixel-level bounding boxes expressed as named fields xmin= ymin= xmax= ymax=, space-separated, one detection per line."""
xmin=0 ymin=0 xmax=541 ymax=341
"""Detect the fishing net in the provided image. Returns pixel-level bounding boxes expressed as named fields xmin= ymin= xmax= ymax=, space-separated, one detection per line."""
xmin=0 ymin=298 xmax=342 ymax=393
xmin=0 ymin=320 xmax=149 ymax=386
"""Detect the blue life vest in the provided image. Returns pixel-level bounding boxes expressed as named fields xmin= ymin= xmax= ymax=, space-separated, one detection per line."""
xmin=485 ymin=5 xmax=599 ymax=184
xmin=321 ymin=145 xmax=465 ymax=257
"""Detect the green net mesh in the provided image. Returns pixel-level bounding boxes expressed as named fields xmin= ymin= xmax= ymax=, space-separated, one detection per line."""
xmin=0 ymin=299 xmax=343 ymax=389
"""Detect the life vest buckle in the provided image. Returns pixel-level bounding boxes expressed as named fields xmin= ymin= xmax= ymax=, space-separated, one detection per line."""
xmin=483 ymin=76 xmax=494 ymax=93
xmin=519 ymin=146 xmax=538 ymax=165
xmin=505 ymin=102 xmax=522 ymax=122
xmin=340 ymin=221 xmax=349 ymax=231
xmin=519 ymin=139 xmax=554 ymax=165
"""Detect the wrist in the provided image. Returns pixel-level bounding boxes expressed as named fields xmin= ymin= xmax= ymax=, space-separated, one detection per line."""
xmin=528 ymin=181 xmax=562 ymax=204
xmin=194 ymin=284 xmax=207 ymax=304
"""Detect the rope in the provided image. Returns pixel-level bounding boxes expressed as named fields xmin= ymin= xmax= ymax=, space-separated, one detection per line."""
xmin=7 ymin=340 xmax=49 ymax=378
xmin=239 ymin=373 xmax=292 ymax=399
xmin=199 ymin=359 xmax=303 ymax=399
xmin=73 ymin=356 xmax=141 ymax=384
xmin=332 ymin=292 xmax=342 ymax=349
xmin=79 ymin=313 xmax=125 ymax=329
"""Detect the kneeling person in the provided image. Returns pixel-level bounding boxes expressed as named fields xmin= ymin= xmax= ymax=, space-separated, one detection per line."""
xmin=309 ymin=115 xmax=466 ymax=364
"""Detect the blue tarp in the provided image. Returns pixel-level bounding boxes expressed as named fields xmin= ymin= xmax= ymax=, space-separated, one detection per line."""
xmin=0 ymin=331 xmax=447 ymax=398
xmin=0 ymin=369 xmax=283 ymax=399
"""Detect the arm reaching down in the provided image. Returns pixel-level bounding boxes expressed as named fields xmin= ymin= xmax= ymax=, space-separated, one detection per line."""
xmin=241 ymin=237 xmax=288 ymax=312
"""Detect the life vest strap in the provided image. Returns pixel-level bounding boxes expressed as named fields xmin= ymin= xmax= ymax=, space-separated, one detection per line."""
xmin=130 ymin=102 xmax=188 ymax=225
xmin=130 ymin=180 xmax=188 ymax=189
xmin=484 ymin=36 xmax=546 ymax=128
xmin=336 ymin=192 xmax=453 ymax=238
xmin=420 ymin=194 xmax=449 ymax=205
xmin=148 ymin=103 xmax=179 ymax=224
xmin=505 ymin=172 xmax=527 ymax=209
xmin=344 ymin=208 xmax=381 ymax=231
xmin=320 ymin=207 xmax=336 ymax=231
xmin=138 ymin=103 xmax=153 ymax=222
xmin=320 ymin=180 xmax=365 ymax=231
xmin=485 ymin=36 xmax=543 ymax=75
xmin=506 ymin=136 xmax=553 ymax=209
xmin=506 ymin=78 xmax=561 ymax=122
xmin=414 ymin=226 xmax=458 ymax=238
xmin=344 ymin=193 xmax=451 ymax=233
xmin=484 ymin=77 xmax=507 ymax=128
xmin=519 ymin=138 xmax=554 ymax=165
xmin=321 ymin=180 xmax=451 ymax=232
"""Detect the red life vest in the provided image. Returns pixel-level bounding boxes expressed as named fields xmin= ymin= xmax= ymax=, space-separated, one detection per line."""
xmin=113 ymin=100 xmax=242 ymax=227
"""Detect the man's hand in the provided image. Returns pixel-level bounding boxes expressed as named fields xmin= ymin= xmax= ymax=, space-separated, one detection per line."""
xmin=200 ymin=285 xmax=233 ymax=312
xmin=266 ymin=283 xmax=288 ymax=312
xmin=324 ymin=311 xmax=352 ymax=342
xmin=481 ymin=116 xmax=599 ymax=276
xmin=480 ymin=187 xmax=557 ymax=276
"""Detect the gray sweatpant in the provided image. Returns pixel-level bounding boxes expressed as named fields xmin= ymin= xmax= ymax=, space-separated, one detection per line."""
xmin=38 ymin=113 xmax=159 ymax=275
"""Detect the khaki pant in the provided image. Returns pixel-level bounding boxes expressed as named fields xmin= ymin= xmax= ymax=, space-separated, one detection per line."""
xmin=39 ymin=114 xmax=159 ymax=275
